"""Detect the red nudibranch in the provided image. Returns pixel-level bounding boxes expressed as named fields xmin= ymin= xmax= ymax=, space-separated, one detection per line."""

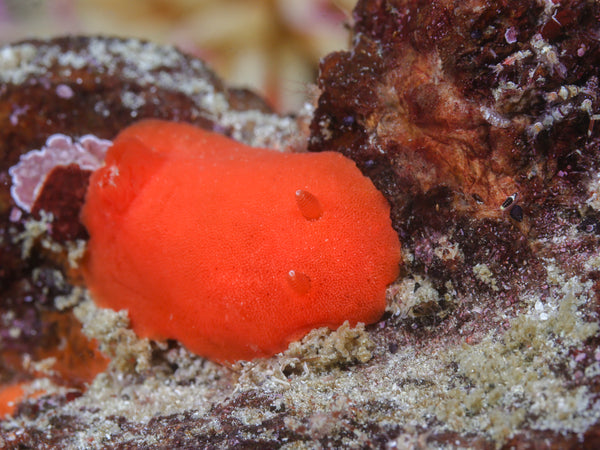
xmin=81 ymin=120 xmax=401 ymax=363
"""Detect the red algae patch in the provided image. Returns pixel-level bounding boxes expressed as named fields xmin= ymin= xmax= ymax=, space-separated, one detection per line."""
xmin=81 ymin=120 xmax=400 ymax=363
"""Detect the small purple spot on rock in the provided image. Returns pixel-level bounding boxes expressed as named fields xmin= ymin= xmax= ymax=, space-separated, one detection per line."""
xmin=505 ymin=27 xmax=518 ymax=44
xmin=9 ymin=105 xmax=30 ymax=126
xmin=9 ymin=207 xmax=22 ymax=222
xmin=56 ymin=84 xmax=74 ymax=99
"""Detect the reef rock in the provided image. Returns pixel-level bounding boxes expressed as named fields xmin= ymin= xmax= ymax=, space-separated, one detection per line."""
xmin=2 ymin=0 xmax=600 ymax=446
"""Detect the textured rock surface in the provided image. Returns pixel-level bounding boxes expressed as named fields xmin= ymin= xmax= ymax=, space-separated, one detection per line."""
xmin=312 ymin=0 xmax=600 ymax=350
xmin=2 ymin=0 xmax=600 ymax=446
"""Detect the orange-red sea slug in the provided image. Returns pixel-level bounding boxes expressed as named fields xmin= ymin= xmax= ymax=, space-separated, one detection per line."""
xmin=81 ymin=120 xmax=401 ymax=363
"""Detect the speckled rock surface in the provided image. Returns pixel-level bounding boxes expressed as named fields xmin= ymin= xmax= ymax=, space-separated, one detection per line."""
xmin=312 ymin=0 xmax=600 ymax=364
xmin=2 ymin=0 xmax=600 ymax=447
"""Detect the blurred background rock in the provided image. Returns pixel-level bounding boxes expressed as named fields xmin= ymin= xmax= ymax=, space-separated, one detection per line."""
xmin=0 ymin=0 xmax=357 ymax=113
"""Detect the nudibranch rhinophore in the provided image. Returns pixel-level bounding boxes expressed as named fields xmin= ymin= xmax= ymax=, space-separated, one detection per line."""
xmin=81 ymin=120 xmax=401 ymax=363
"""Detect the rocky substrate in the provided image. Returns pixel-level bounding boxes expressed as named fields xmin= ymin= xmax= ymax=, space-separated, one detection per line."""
xmin=2 ymin=0 xmax=600 ymax=447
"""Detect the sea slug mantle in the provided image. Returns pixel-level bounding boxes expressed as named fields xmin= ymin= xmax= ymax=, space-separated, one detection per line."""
xmin=81 ymin=120 xmax=401 ymax=363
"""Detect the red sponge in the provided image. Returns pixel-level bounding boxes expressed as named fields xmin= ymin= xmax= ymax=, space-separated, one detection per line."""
xmin=81 ymin=120 xmax=401 ymax=363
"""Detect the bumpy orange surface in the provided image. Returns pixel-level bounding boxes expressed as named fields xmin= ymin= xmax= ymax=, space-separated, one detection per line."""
xmin=81 ymin=120 xmax=400 ymax=363
xmin=0 ymin=383 xmax=24 ymax=417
